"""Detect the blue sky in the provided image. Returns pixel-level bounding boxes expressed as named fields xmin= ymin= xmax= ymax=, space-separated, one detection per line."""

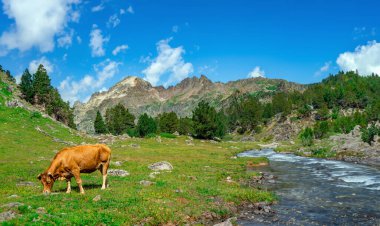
xmin=0 ymin=0 xmax=380 ymax=103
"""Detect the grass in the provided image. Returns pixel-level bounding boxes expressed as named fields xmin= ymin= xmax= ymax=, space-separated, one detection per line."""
xmin=0 ymin=105 xmax=274 ymax=225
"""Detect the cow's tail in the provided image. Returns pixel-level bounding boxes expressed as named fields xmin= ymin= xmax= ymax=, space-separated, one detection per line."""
xmin=98 ymin=144 xmax=112 ymax=163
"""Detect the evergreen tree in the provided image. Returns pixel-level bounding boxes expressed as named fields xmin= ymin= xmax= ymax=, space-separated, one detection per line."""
xmin=105 ymin=104 xmax=135 ymax=135
xmin=20 ymin=69 xmax=34 ymax=103
xmin=158 ymin=111 xmax=179 ymax=133
xmin=215 ymin=111 xmax=227 ymax=138
xmin=137 ymin=113 xmax=157 ymax=137
xmin=94 ymin=111 xmax=108 ymax=134
xmin=33 ymin=64 xmax=52 ymax=105
xmin=192 ymin=101 xmax=218 ymax=139
xmin=5 ymin=70 xmax=15 ymax=83
xmin=178 ymin=117 xmax=194 ymax=135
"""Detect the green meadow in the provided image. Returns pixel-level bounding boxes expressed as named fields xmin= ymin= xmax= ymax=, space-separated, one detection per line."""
xmin=0 ymin=106 xmax=274 ymax=225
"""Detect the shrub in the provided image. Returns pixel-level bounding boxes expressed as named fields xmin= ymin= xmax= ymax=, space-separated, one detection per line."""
xmin=313 ymin=121 xmax=329 ymax=139
xmin=160 ymin=132 xmax=176 ymax=139
xmin=299 ymin=127 xmax=314 ymax=146
xmin=30 ymin=111 xmax=42 ymax=119
xmin=361 ymin=125 xmax=380 ymax=145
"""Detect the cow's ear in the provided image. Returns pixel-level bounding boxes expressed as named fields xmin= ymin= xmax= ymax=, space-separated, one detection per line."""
xmin=47 ymin=172 xmax=54 ymax=183
xmin=37 ymin=174 xmax=42 ymax=180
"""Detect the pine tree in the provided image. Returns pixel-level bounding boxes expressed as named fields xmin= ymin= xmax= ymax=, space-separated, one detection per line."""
xmin=178 ymin=117 xmax=193 ymax=135
xmin=137 ymin=113 xmax=157 ymax=137
xmin=94 ymin=111 xmax=108 ymax=134
xmin=33 ymin=64 xmax=52 ymax=105
xmin=105 ymin=104 xmax=135 ymax=135
xmin=158 ymin=111 xmax=179 ymax=133
xmin=20 ymin=69 xmax=34 ymax=103
xmin=192 ymin=101 xmax=218 ymax=139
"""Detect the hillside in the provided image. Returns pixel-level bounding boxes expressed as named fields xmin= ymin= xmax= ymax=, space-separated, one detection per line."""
xmin=0 ymin=73 xmax=274 ymax=225
xmin=74 ymin=75 xmax=305 ymax=133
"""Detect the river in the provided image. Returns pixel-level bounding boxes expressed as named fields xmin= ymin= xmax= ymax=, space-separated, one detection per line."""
xmin=237 ymin=149 xmax=380 ymax=225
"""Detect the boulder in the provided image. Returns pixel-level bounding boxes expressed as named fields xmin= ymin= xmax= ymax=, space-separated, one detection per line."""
xmin=36 ymin=207 xmax=47 ymax=214
xmin=2 ymin=202 xmax=23 ymax=208
xmin=148 ymin=161 xmax=173 ymax=171
xmin=108 ymin=169 xmax=130 ymax=177
xmin=213 ymin=217 xmax=237 ymax=226
xmin=6 ymin=99 xmax=23 ymax=108
xmin=93 ymin=195 xmax=101 ymax=202
xmin=139 ymin=180 xmax=155 ymax=186
xmin=0 ymin=210 xmax=18 ymax=222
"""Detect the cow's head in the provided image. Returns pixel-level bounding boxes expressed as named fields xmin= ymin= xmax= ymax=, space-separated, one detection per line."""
xmin=37 ymin=172 xmax=55 ymax=194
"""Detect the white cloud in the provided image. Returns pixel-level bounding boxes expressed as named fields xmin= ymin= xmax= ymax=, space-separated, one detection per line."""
xmin=127 ymin=6 xmax=134 ymax=14
xmin=248 ymin=66 xmax=265 ymax=78
xmin=29 ymin=57 xmax=54 ymax=74
xmin=59 ymin=59 xmax=120 ymax=103
xmin=112 ymin=44 xmax=129 ymax=55
xmin=91 ymin=4 xmax=104 ymax=12
xmin=314 ymin=61 xmax=331 ymax=77
xmin=89 ymin=25 xmax=109 ymax=57
xmin=172 ymin=25 xmax=179 ymax=33
xmin=70 ymin=10 xmax=80 ymax=22
xmin=63 ymin=53 xmax=68 ymax=61
xmin=57 ymin=29 xmax=74 ymax=48
xmin=142 ymin=38 xmax=193 ymax=86
xmin=337 ymin=41 xmax=380 ymax=76
xmin=76 ymin=36 xmax=82 ymax=44
xmin=0 ymin=0 xmax=80 ymax=54
xmin=107 ymin=14 xmax=120 ymax=28
xmin=120 ymin=8 xmax=126 ymax=15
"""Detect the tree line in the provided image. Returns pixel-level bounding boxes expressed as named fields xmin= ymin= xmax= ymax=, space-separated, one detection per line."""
xmin=94 ymin=101 xmax=226 ymax=139
xmin=13 ymin=64 xmax=75 ymax=128
xmin=95 ymin=71 xmax=380 ymax=143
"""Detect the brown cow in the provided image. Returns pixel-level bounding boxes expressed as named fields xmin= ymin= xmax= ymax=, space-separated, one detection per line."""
xmin=37 ymin=144 xmax=111 ymax=194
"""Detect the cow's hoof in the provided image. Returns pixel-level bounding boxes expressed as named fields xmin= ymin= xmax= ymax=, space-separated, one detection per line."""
xmin=101 ymin=187 xmax=106 ymax=190
xmin=66 ymin=191 xmax=71 ymax=194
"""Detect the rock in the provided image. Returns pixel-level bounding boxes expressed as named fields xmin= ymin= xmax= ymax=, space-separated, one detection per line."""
xmin=210 ymin=140 xmax=218 ymax=144
xmin=226 ymin=176 xmax=234 ymax=183
xmin=6 ymin=99 xmax=23 ymax=108
xmin=108 ymin=169 xmax=130 ymax=177
xmin=185 ymin=140 xmax=194 ymax=146
xmin=173 ymin=131 xmax=179 ymax=136
xmin=175 ymin=189 xmax=183 ymax=193
xmin=16 ymin=181 xmax=35 ymax=186
xmin=93 ymin=195 xmax=101 ymax=202
xmin=230 ymin=156 xmax=237 ymax=159
xmin=156 ymin=136 xmax=162 ymax=143
xmin=7 ymin=195 xmax=19 ymax=199
xmin=129 ymin=143 xmax=140 ymax=148
xmin=2 ymin=202 xmax=23 ymax=208
xmin=149 ymin=172 xmax=160 ymax=179
xmin=112 ymin=161 xmax=123 ymax=166
xmin=148 ymin=161 xmax=173 ymax=171
xmin=36 ymin=207 xmax=47 ymax=214
xmin=213 ymin=217 xmax=237 ymax=226
xmin=241 ymin=136 xmax=255 ymax=142
xmin=0 ymin=210 xmax=18 ymax=222
xmin=139 ymin=180 xmax=155 ymax=186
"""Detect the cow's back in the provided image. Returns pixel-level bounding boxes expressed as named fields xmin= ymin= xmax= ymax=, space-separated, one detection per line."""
xmin=56 ymin=144 xmax=111 ymax=171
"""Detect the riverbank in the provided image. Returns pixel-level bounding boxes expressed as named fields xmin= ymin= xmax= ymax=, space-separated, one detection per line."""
xmin=237 ymin=149 xmax=380 ymax=225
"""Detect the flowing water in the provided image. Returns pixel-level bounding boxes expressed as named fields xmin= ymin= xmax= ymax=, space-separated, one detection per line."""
xmin=237 ymin=149 xmax=380 ymax=225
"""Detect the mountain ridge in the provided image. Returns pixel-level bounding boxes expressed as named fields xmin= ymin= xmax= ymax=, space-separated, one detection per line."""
xmin=74 ymin=75 xmax=305 ymax=133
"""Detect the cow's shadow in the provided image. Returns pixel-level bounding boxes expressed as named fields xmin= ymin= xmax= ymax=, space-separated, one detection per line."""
xmin=56 ymin=184 xmax=103 ymax=192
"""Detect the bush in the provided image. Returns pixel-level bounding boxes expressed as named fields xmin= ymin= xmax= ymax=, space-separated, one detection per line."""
xmin=299 ymin=127 xmax=314 ymax=146
xmin=313 ymin=121 xmax=329 ymax=139
xmin=361 ymin=125 xmax=380 ymax=145
xmin=160 ymin=132 xmax=176 ymax=139
xmin=126 ymin=128 xmax=139 ymax=137
xmin=137 ymin=113 xmax=157 ymax=137
xmin=311 ymin=148 xmax=335 ymax=158
xmin=146 ymin=133 xmax=157 ymax=138
xmin=30 ymin=111 xmax=42 ymax=119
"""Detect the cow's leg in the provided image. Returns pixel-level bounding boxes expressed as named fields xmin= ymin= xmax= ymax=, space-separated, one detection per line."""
xmin=66 ymin=178 xmax=71 ymax=193
xmin=72 ymin=169 xmax=85 ymax=194
xmin=101 ymin=161 xmax=110 ymax=190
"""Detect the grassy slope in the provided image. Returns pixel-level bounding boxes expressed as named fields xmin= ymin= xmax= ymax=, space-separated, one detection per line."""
xmin=0 ymin=80 xmax=273 ymax=225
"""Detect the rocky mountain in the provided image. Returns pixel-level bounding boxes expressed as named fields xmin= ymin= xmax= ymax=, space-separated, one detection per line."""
xmin=74 ymin=75 xmax=305 ymax=133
